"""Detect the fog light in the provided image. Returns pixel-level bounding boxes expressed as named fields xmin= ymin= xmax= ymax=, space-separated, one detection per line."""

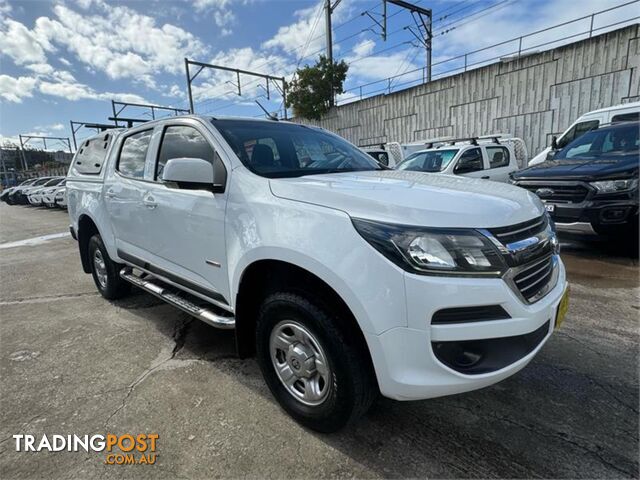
xmin=601 ymin=208 xmax=628 ymax=222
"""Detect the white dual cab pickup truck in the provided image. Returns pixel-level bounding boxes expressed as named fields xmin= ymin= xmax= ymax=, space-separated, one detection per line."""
xmin=67 ymin=116 xmax=569 ymax=432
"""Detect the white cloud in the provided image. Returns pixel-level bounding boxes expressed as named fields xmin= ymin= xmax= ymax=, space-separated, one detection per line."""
xmin=0 ymin=0 xmax=11 ymax=15
xmin=193 ymin=0 xmax=231 ymax=11
xmin=27 ymin=2 xmax=207 ymax=85
xmin=39 ymin=79 xmax=146 ymax=103
xmin=25 ymin=63 xmax=54 ymax=75
xmin=0 ymin=75 xmax=37 ymax=103
xmin=59 ymin=57 xmax=72 ymax=66
xmin=0 ymin=19 xmax=48 ymax=65
xmin=166 ymin=84 xmax=186 ymax=100
xmin=193 ymin=0 xmax=237 ymax=36
xmin=262 ymin=0 xmax=355 ymax=61
xmin=262 ymin=3 xmax=326 ymax=57
xmin=33 ymin=123 xmax=64 ymax=132
xmin=352 ymin=39 xmax=375 ymax=57
xmin=214 ymin=9 xmax=235 ymax=35
xmin=347 ymin=47 xmax=422 ymax=83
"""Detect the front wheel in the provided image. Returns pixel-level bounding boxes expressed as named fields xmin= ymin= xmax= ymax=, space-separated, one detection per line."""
xmin=88 ymin=234 xmax=131 ymax=300
xmin=256 ymin=292 xmax=376 ymax=432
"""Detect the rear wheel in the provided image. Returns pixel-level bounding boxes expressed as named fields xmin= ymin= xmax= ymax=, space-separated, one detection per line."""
xmin=88 ymin=234 xmax=131 ymax=300
xmin=256 ymin=292 xmax=376 ymax=432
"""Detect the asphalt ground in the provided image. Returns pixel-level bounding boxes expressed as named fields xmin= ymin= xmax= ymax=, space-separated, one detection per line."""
xmin=0 ymin=202 xmax=638 ymax=479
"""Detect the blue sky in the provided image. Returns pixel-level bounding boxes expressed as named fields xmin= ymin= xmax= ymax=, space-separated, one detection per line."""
xmin=0 ymin=0 xmax=635 ymax=150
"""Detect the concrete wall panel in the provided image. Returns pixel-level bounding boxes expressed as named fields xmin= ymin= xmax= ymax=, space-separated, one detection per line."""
xmin=298 ymin=25 xmax=638 ymax=158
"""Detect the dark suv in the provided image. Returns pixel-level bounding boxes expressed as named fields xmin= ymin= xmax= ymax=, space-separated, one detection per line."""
xmin=511 ymin=121 xmax=639 ymax=235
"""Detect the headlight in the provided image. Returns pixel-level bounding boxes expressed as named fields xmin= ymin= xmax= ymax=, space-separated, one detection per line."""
xmin=352 ymin=218 xmax=507 ymax=276
xmin=590 ymin=178 xmax=638 ymax=194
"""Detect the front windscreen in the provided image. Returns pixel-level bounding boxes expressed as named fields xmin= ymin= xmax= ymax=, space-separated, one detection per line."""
xmin=396 ymin=149 xmax=458 ymax=172
xmin=44 ymin=178 xmax=62 ymax=187
xmin=555 ymin=123 xmax=639 ymax=160
xmin=211 ymin=119 xmax=381 ymax=178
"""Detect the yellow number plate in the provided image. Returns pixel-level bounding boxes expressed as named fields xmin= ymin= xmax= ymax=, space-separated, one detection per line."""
xmin=555 ymin=286 xmax=570 ymax=329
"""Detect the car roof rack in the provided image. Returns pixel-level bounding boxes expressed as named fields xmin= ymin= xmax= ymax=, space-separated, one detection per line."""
xmin=107 ymin=116 xmax=150 ymax=128
xmin=433 ymin=136 xmax=480 ymax=147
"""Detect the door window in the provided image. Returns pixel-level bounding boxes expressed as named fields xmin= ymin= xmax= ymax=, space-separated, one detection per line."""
xmin=117 ymin=130 xmax=152 ymax=179
xmin=486 ymin=146 xmax=510 ymax=168
xmin=611 ymin=112 xmax=639 ymax=123
xmin=557 ymin=120 xmax=599 ymax=148
xmin=453 ymin=148 xmax=483 ymax=174
xmin=73 ymin=132 xmax=113 ymax=175
xmin=156 ymin=126 xmax=216 ymax=180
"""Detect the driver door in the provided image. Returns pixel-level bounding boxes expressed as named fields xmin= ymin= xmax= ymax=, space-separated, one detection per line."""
xmin=453 ymin=147 xmax=487 ymax=179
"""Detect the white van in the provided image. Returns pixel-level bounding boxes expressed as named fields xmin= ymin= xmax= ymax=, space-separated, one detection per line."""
xmin=529 ymin=102 xmax=640 ymax=166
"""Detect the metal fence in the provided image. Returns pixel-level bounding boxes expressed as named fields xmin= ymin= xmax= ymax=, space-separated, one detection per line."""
xmin=338 ymin=1 xmax=640 ymax=105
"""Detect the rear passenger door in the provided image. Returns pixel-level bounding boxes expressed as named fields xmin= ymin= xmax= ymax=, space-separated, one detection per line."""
xmin=104 ymin=128 xmax=154 ymax=255
xmin=484 ymin=145 xmax=513 ymax=182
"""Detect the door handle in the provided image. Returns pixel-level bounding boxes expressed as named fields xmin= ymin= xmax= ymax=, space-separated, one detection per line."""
xmin=105 ymin=189 xmax=116 ymax=199
xmin=142 ymin=194 xmax=157 ymax=209
xmin=481 ymin=176 xmax=490 ymax=179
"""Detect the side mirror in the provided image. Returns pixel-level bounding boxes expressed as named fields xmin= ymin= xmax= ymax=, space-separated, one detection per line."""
xmin=161 ymin=158 xmax=222 ymax=192
xmin=551 ymin=135 xmax=558 ymax=150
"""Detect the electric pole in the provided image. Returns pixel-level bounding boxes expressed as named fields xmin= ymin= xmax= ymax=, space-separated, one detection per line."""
xmin=325 ymin=0 xmax=342 ymax=106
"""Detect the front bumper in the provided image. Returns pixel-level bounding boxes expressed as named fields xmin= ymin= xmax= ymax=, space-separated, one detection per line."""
xmin=550 ymin=197 xmax=638 ymax=228
xmin=366 ymin=258 xmax=567 ymax=401
xmin=513 ymin=180 xmax=639 ymax=229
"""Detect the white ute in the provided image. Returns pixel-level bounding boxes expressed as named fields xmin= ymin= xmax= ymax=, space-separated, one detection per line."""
xmin=67 ymin=116 xmax=569 ymax=432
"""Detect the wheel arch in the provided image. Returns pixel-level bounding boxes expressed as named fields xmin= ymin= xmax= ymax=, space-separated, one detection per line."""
xmin=77 ymin=214 xmax=101 ymax=273
xmin=234 ymin=258 xmax=377 ymax=390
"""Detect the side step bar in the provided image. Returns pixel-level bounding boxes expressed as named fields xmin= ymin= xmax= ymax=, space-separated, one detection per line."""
xmin=120 ymin=269 xmax=235 ymax=330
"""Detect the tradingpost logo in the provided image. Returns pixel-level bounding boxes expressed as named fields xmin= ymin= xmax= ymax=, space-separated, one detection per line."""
xmin=12 ymin=433 xmax=159 ymax=465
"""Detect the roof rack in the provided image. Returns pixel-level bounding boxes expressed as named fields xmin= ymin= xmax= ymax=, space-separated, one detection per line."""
xmin=70 ymin=120 xmax=119 ymax=151
xmin=107 ymin=117 xmax=149 ymax=128
xmin=433 ymin=136 xmax=480 ymax=147
xmin=442 ymin=136 xmax=504 ymax=146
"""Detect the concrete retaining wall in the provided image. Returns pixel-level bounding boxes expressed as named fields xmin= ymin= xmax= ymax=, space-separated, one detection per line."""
xmin=299 ymin=24 xmax=639 ymax=158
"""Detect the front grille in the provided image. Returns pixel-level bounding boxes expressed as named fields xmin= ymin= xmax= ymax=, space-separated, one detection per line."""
xmin=513 ymin=255 xmax=554 ymax=302
xmin=518 ymin=182 xmax=589 ymax=203
xmin=489 ymin=215 xmax=547 ymax=244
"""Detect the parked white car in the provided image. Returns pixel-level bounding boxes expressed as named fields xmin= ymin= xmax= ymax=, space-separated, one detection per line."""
xmin=28 ymin=177 xmax=64 ymax=206
xmin=529 ymin=101 xmax=640 ymax=166
xmin=42 ymin=179 xmax=66 ymax=208
xmin=54 ymin=185 xmax=67 ymax=208
xmin=395 ymin=137 xmax=519 ymax=182
xmin=67 ymin=116 xmax=568 ymax=432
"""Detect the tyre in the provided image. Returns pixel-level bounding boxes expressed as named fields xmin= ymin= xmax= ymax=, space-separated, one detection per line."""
xmin=88 ymin=234 xmax=131 ymax=300
xmin=256 ymin=292 xmax=376 ymax=432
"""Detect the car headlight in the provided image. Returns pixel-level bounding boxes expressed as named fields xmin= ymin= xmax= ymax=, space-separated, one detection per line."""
xmin=352 ymin=218 xmax=507 ymax=276
xmin=590 ymin=178 xmax=638 ymax=194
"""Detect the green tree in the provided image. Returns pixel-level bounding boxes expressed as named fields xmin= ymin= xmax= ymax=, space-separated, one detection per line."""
xmin=285 ymin=55 xmax=348 ymax=120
